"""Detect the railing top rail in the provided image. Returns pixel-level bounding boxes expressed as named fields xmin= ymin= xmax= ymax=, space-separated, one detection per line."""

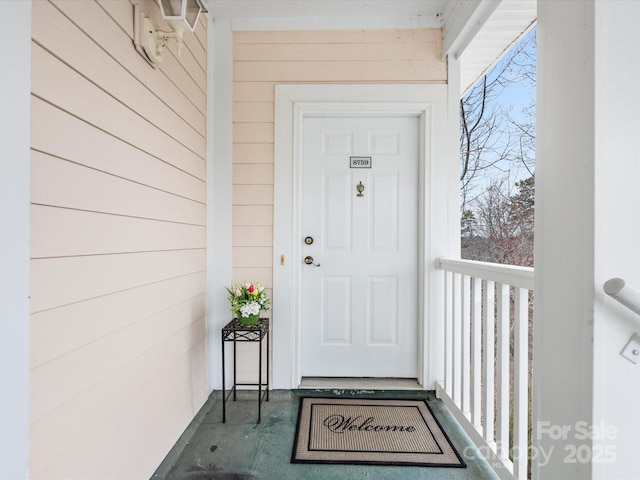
xmin=436 ymin=257 xmax=534 ymax=291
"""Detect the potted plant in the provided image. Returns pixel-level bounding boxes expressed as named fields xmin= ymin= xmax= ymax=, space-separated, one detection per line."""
xmin=226 ymin=282 xmax=270 ymax=326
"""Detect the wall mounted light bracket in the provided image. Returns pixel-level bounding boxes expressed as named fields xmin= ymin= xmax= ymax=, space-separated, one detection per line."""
xmin=133 ymin=0 xmax=207 ymax=68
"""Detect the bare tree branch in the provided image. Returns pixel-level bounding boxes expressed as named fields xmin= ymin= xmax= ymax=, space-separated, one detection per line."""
xmin=460 ymin=28 xmax=536 ymax=266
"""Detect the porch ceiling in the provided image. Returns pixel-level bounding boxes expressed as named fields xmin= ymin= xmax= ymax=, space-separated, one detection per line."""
xmin=458 ymin=0 xmax=536 ymax=95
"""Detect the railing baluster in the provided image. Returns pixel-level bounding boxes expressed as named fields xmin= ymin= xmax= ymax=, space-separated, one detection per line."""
xmin=513 ymin=287 xmax=529 ymax=479
xmin=482 ymin=280 xmax=496 ymax=447
xmin=471 ymin=277 xmax=482 ymax=428
xmin=461 ymin=275 xmax=471 ymax=415
xmin=444 ymin=271 xmax=453 ymax=394
xmin=496 ymin=283 xmax=510 ymax=463
xmin=452 ymin=273 xmax=462 ymax=405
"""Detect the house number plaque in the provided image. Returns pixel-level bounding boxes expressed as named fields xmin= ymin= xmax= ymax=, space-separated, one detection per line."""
xmin=350 ymin=156 xmax=372 ymax=168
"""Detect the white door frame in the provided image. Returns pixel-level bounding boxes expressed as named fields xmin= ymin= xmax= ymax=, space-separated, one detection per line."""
xmin=273 ymin=84 xmax=448 ymax=389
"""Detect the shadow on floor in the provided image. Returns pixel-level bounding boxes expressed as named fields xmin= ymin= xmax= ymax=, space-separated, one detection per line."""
xmin=152 ymin=390 xmax=499 ymax=480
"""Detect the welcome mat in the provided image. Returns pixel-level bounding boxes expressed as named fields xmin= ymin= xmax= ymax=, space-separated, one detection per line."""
xmin=292 ymin=397 xmax=466 ymax=468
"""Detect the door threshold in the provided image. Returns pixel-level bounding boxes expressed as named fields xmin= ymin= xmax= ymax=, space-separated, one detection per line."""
xmin=299 ymin=377 xmax=423 ymax=390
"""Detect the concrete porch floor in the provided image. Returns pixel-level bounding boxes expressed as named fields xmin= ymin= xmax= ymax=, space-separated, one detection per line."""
xmin=152 ymin=389 xmax=500 ymax=480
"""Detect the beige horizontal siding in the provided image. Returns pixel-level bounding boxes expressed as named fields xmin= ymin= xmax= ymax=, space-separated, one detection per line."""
xmin=34 ymin=0 xmax=206 ymax=141
xmin=31 ymin=153 xmax=205 ymax=225
xmin=234 ymin=59 xmax=446 ymax=82
xmin=234 ymin=143 xmax=274 ymax=164
xmin=234 ymin=101 xmax=275 ymax=123
xmin=32 ymin=43 xmax=205 ymax=178
xmin=233 ymin=41 xmax=441 ymax=62
xmin=31 ymin=249 xmax=206 ymax=313
xmin=30 ymin=1 xmax=208 ymax=479
xmin=31 ymin=324 xmax=206 ymax=479
xmin=31 ymin=294 xmax=206 ymax=422
xmin=233 ymin=246 xmax=273 ymax=268
xmin=31 ymin=205 xmax=206 ymax=258
xmin=233 ymin=226 xmax=274 ymax=247
xmin=232 ymin=268 xmax=274 ymax=288
xmin=233 ymin=205 xmax=274 ymax=226
xmin=233 ymin=164 xmax=274 ymax=184
xmin=234 ymin=82 xmax=277 ymax=102
xmin=73 ymin=0 xmax=208 ymax=115
xmin=234 ymin=122 xmax=275 ymax=143
xmin=233 ymin=28 xmax=443 ymax=44
xmin=32 ymin=98 xmax=206 ymax=203
xmin=30 ymin=272 xmax=207 ymax=367
xmin=233 ymin=185 xmax=275 ymax=205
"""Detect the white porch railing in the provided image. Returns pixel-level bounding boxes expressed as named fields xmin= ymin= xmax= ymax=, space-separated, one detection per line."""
xmin=435 ymin=258 xmax=534 ymax=480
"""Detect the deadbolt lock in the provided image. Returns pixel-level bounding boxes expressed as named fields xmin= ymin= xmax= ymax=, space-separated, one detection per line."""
xmin=304 ymin=236 xmax=314 ymax=245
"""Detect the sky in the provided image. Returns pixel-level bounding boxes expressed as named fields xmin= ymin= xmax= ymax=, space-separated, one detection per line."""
xmin=496 ymin=28 xmax=536 ymax=125
xmin=462 ymin=27 xmax=537 ymax=197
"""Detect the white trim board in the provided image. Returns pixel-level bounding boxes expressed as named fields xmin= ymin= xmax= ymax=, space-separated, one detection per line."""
xmin=300 ymin=377 xmax=423 ymax=391
xmin=0 ymin=2 xmax=31 ymax=478
xmin=272 ymin=84 xmax=448 ymax=390
xmin=206 ymin=18 xmax=234 ymax=391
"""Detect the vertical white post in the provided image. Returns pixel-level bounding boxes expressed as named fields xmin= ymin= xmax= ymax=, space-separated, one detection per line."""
xmin=207 ymin=18 xmax=234 ymax=390
xmin=483 ymin=280 xmax=496 ymax=447
xmin=513 ymin=288 xmax=529 ymax=479
xmin=444 ymin=271 xmax=453 ymax=393
xmin=471 ymin=277 xmax=482 ymax=428
xmin=534 ymin=2 xmax=596 ymax=478
xmin=452 ymin=273 xmax=462 ymax=405
xmin=496 ymin=283 xmax=511 ymax=463
xmin=0 ymin=2 xmax=31 ymax=478
xmin=461 ymin=275 xmax=471 ymax=415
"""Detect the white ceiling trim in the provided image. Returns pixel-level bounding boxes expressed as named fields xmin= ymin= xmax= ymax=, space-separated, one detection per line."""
xmin=442 ymin=0 xmax=501 ymax=58
xmin=459 ymin=0 xmax=536 ymax=94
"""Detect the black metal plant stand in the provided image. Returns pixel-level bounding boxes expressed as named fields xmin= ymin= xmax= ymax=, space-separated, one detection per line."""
xmin=221 ymin=317 xmax=269 ymax=423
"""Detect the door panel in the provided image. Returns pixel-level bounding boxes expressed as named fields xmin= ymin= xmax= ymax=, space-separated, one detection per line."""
xmin=322 ymin=276 xmax=351 ymax=344
xmin=371 ymin=173 xmax=399 ymax=251
xmin=369 ymin=276 xmax=398 ymax=345
xmin=301 ymin=116 xmax=419 ymax=378
xmin=324 ymin=175 xmax=352 ymax=251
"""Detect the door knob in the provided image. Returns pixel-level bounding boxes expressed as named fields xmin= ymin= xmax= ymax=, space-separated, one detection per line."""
xmin=304 ymin=256 xmax=321 ymax=267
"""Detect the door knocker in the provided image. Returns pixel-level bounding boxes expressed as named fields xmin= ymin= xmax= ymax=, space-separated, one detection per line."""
xmin=356 ymin=181 xmax=365 ymax=197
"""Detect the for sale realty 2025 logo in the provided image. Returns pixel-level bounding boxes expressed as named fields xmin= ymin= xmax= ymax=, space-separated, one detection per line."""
xmin=464 ymin=421 xmax=618 ymax=467
xmin=538 ymin=421 xmax=617 ymax=464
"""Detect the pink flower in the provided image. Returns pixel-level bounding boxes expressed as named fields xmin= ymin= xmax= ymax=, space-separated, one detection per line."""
xmin=235 ymin=289 xmax=241 ymax=297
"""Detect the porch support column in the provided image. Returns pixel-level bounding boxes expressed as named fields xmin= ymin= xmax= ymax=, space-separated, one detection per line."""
xmin=534 ymin=1 xmax=595 ymax=478
xmin=0 ymin=2 xmax=31 ymax=478
xmin=426 ymin=55 xmax=463 ymax=388
xmin=535 ymin=1 xmax=640 ymax=479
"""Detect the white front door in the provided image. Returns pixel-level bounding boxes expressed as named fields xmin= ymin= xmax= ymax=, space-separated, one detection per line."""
xmin=301 ymin=115 xmax=419 ymax=378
